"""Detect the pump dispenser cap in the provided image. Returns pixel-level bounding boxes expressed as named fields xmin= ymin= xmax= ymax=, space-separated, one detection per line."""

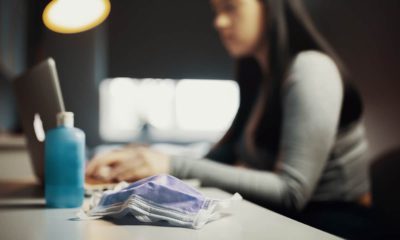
xmin=57 ymin=112 xmax=74 ymax=127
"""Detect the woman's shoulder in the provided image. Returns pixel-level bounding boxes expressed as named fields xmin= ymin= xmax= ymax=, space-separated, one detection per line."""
xmin=292 ymin=50 xmax=337 ymax=68
xmin=284 ymin=50 xmax=343 ymax=90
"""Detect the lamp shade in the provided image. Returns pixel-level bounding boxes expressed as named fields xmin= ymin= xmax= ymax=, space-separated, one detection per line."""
xmin=43 ymin=0 xmax=111 ymax=34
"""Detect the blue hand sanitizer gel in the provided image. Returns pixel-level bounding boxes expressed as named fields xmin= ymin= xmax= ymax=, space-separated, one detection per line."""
xmin=45 ymin=112 xmax=85 ymax=208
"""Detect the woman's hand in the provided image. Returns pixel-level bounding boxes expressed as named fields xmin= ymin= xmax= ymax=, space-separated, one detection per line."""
xmin=85 ymin=146 xmax=171 ymax=183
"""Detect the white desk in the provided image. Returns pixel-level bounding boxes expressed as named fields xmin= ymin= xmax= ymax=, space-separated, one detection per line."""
xmin=0 ymin=187 xmax=341 ymax=240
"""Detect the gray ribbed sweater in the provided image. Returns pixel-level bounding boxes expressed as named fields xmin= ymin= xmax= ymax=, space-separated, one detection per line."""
xmin=170 ymin=51 xmax=370 ymax=211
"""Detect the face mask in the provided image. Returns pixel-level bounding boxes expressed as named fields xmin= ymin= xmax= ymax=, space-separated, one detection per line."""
xmin=78 ymin=174 xmax=242 ymax=229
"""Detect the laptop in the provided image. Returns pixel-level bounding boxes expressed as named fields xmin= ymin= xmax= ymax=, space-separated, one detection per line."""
xmin=13 ymin=58 xmax=115 ymax=194
xmin=13 ymin=58 xmax=64 ymax=185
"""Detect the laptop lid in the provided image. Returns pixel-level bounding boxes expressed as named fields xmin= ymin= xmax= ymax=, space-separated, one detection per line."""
xmin=12 ymin=58 xmax=65 ymax=184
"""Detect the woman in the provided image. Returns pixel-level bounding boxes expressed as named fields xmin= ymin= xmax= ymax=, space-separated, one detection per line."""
xmin=87 ymin=0 xmax=370 ymax=236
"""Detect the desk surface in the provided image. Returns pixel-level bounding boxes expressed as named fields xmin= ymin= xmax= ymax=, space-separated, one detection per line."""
xmin=0 ymin=186 xmax=340 ymax=240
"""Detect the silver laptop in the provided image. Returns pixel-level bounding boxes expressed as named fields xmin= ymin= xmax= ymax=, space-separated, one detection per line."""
xmin=12 ymin=58 xmax=65 ymax=185
xmin=13 ymin=58 xmax=117 ymax=193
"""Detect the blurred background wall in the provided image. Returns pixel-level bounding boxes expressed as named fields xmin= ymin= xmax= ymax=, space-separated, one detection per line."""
xmin=0 ymin=0 xmax=26 ymax=132
xmin=0 ymin=0 xmax=399 ymax=158
xmin=306 ymin=0 xmax=400 ymax=159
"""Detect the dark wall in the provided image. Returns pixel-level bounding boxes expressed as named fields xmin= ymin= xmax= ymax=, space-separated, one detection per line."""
xmin=0 ymin=63 xmax=15 ymax=132
xmin=108 ymin=0 xmax=234 ymax=79
xmin=0 ymin=0 xmax=26 ymax=74
xmin=304 ymin=0 xmax=400 ymax=158
xmin=0 ymin=0 xmax=27 ymax=132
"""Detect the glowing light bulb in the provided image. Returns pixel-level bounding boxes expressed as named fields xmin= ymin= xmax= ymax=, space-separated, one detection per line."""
xmin=43 ymin=0 xmax=111 ymax=34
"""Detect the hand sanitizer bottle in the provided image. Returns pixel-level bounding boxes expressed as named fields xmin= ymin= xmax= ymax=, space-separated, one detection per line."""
xmin=45 ymin=112 xmax=85 ymax=208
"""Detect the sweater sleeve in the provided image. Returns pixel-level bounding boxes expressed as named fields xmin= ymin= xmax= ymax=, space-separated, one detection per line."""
xmin=170 ymin=51 xmax=343 ymax=211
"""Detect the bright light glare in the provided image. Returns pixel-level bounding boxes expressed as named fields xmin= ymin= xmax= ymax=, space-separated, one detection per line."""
xmin=43 ymin=0 xmax=111 ymax=34
xmin=100 ymin=78 xmax=142 ymax=140
xmin=100 ymin=78 xmax=239 ymax=142
xmin=176 ymin=80 xmax=239 ymax=131
xmin=139 ymin=79 xmax=175 ymax=130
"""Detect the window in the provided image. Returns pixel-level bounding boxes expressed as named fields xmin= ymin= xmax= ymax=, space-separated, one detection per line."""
xmin=100 ymin=78 xmax=239 ymax=143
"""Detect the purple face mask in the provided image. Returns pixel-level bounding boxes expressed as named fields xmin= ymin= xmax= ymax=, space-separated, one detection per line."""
xmin=79 ymin=174 xmax=242 ymax=229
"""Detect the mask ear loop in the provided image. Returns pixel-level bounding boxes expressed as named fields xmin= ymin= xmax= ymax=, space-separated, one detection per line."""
xmin=193 ymin=193 xmax=243 ymax=229
xmin=213 ymin=193 xmax=243 ymax=211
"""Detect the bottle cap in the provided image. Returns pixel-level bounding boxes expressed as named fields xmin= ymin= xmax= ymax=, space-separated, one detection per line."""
xmin=57 ymin=112 xmax=74 ymax=127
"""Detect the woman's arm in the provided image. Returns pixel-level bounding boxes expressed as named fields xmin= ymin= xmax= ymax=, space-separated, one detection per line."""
xmin=170 ymin=51 xmax=343 ymax=211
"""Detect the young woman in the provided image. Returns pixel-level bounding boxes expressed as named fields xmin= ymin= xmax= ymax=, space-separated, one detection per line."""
xmin=87 ymin=0 xmax=370 ymax=236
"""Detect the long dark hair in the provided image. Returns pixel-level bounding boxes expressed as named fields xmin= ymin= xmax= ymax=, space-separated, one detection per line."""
xmin=238 ymin=0 xmax=348 ymax=88
xmin=208 ymin=0 xmax=362 ymax=161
